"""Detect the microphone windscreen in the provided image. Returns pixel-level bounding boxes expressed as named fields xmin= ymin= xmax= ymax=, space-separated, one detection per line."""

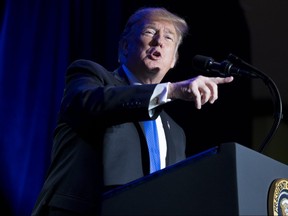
xmin=192 ymin=55 xmax=214 ymax=71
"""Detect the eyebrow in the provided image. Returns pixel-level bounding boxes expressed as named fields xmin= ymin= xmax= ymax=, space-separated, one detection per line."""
xmin=143 ymin=23 xmax=176 ymax=35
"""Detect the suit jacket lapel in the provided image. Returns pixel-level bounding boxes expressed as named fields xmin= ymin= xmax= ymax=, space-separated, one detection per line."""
xmin=160 ymin=112 xmax=177 ymax=166
xmin=135 ymin=121 xmax=150 ymax=175
xmin=113 ymin=66 xmax=130 ymax=85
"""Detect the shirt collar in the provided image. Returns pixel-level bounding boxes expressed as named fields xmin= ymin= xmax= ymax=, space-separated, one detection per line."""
xmin=122 ymin=64 xmax=142 ymax=85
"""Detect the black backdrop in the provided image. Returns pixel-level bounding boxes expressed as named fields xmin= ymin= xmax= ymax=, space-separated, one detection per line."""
xmin=0 ymin=1 xmax=252 ymax=215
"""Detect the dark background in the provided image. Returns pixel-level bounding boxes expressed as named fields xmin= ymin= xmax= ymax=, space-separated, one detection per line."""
xmin=1 ymin=1 xmax=287 ymax=215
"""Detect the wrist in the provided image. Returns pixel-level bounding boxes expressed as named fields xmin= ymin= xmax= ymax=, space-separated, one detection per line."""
xmin=168 ymin=82 xmax=176 ymax=100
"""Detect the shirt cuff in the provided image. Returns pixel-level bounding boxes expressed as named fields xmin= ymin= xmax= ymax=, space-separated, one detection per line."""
xmin=148 ymin=83 xmax=171 ymax=116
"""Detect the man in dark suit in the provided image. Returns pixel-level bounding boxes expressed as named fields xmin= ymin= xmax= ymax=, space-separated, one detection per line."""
xmin=31 ymin=7 xmax=233 ymax=216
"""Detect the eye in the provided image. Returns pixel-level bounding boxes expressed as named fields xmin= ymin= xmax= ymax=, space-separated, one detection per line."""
xmin=165 ymin=35 xmax=174 ymax=41
xmin=165 ymin=34 xmax=175 ymax=42
xmin=143 ymin=28 xmax=156 ymax=36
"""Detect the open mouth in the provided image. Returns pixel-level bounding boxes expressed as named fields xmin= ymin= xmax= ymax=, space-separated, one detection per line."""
xmin=149 ymin=49 xmax=161 ymax=60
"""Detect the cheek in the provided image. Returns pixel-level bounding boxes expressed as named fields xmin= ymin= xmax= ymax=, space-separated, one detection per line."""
xmin=128 ymin=39 xmax=147 ymax=55
xmin=167 ymin=48 xmax=178 ymax=67
xmin=171 ymin=53 xmax=177 ymax=67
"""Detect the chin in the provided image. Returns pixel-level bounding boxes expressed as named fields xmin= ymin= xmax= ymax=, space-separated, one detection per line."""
xmin=149 ymin=67 xmax=160 ymax=73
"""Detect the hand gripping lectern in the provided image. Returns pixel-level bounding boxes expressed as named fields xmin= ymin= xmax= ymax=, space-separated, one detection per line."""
xmin=101 ymin=142 xmax=288 ymax=215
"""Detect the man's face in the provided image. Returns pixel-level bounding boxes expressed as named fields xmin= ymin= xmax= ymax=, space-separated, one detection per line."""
xmin=124 ymin=19 xmax=179 ymax=84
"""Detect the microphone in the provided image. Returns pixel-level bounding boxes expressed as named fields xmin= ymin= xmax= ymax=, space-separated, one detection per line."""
xmin=192 ymin=55 xmax=253 ymax=77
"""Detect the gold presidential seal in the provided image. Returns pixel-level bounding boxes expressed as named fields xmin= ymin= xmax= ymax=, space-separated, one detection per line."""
xmin=268 ymin=178 xmax=288 ymax=216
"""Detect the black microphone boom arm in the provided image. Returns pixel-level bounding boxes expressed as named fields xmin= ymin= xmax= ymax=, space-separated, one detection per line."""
xmin=192 ymin=53 xmax=283 ymax=153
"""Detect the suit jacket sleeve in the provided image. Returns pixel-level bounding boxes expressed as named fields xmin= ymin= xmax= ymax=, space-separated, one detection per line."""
xmin=60 ymin=59 xmax=163 ymax=132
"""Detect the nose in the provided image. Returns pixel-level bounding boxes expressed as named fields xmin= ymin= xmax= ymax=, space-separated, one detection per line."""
xmin=152 ymin=34 xmax=163 ymax=47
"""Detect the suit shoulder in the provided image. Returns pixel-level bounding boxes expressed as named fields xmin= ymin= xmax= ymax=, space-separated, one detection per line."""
xmin=67 ymin=59 xmax=109 ymax=74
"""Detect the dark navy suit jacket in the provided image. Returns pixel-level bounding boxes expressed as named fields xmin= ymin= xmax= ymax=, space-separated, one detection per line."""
xmin=31 ymin=60 xmax=186 ymax=215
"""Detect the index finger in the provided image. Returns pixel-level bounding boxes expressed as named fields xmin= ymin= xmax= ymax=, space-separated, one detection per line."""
xmin=212 ymin=76 xmax=234 ymax=84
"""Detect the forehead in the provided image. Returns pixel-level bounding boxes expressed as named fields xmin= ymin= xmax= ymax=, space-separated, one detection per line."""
xmin=144 ymin=20 xmax=176 ymax=32
xmin=134 ymin=19 xmax=178 ymax=36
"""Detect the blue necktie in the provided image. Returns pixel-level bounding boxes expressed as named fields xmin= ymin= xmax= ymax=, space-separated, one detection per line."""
xmin=143 ymin=120 xmax=160 ymax=173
